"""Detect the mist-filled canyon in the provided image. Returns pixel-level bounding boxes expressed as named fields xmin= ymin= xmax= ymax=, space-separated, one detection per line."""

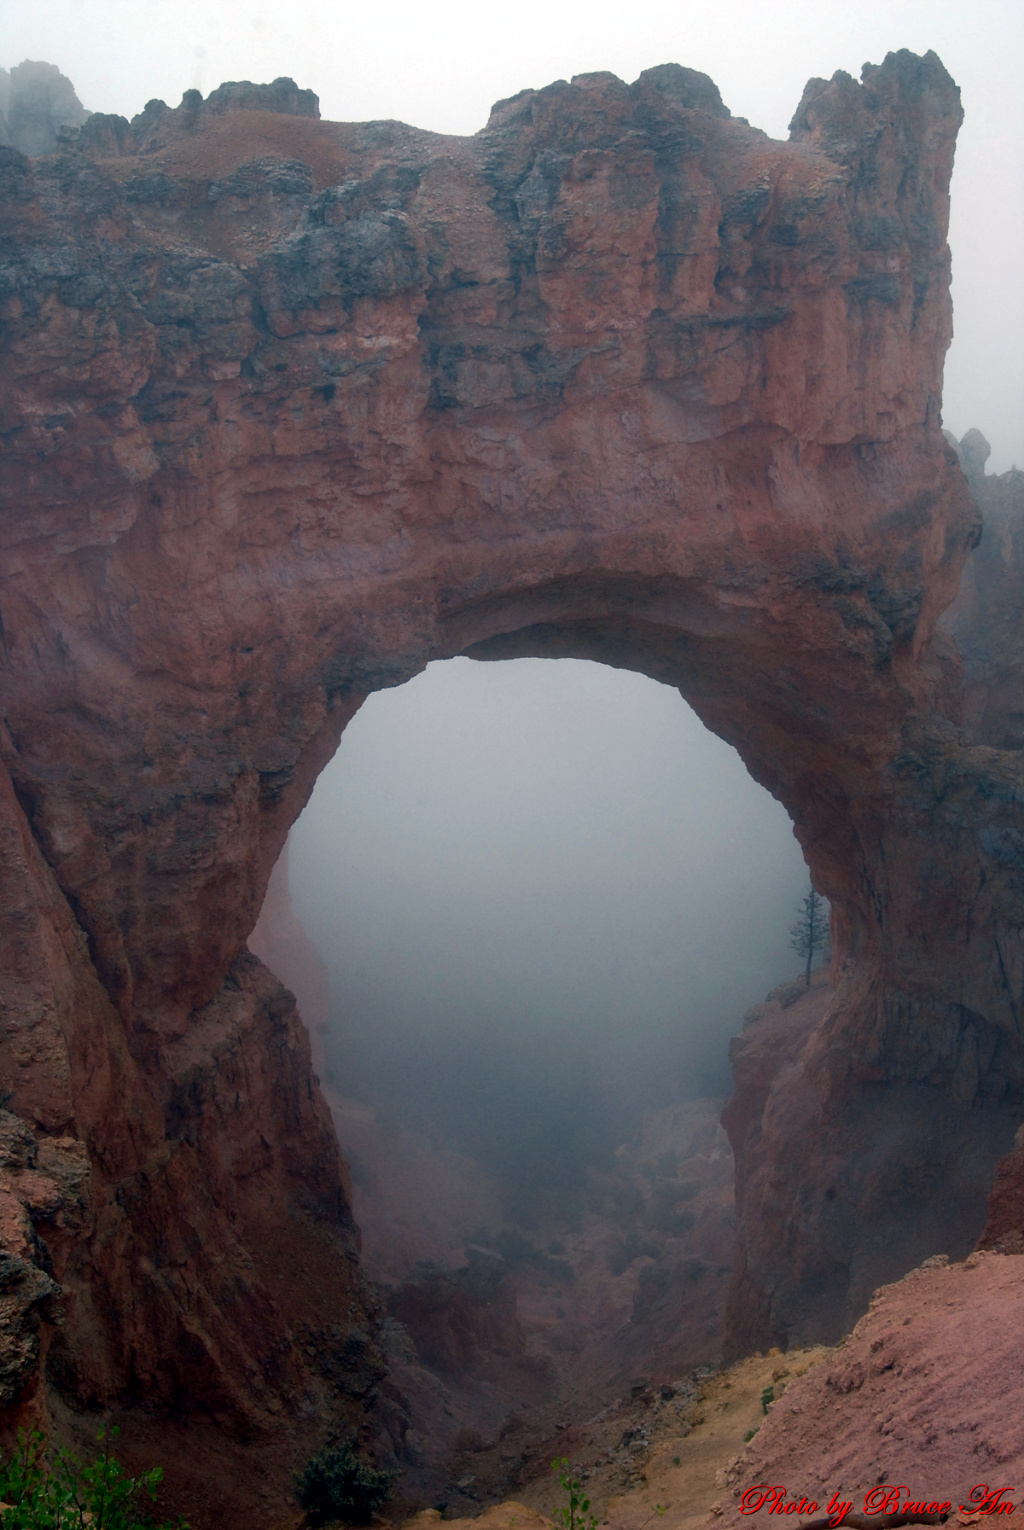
xmin=1 ymin=9 xmax=1024 ymax=1528
xmin=245 ymin=657 xmax=815 ymax=1506
xmin=287 ymin=657 xmax=808 ymax=1221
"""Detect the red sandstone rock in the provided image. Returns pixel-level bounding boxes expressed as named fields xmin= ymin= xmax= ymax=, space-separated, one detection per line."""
xmin=943 ymin=434 xmax=1024 ymax=749
xmin=721 ymin=975 xmax=832 ymax=1359
xmin=942 ymin=448 xmax=1024 ymax=1260
xmin=249 ymin=839 xmax=333 ymax=1075
xmin=0 ymin=756 xmax=382 ymax=1524
xmin=0 ymin=48 xmax=1019 ymax=1522
xmin=711 ymin=1252 xmax=1024 ymax=1522
xmin=976 ymin=1123 xmax=1024 ymax=1255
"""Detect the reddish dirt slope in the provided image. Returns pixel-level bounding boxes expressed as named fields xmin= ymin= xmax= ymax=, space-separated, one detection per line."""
xmin=712 ymin=1252 xmax=1024 ymax=1522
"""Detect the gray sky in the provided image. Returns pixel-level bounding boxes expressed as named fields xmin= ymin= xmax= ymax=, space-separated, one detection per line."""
xmin=6 ymin=0 xmax=1022 ymax=469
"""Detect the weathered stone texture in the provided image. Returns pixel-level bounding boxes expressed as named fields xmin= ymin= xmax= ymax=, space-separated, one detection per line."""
xmin=0 ymin=47 xmax=1021 ymax=1516
xmin=943 ymin=432 xmax=1024 ymax=749
xmin=712 ymin=1251 xmax=1024 ymax=1519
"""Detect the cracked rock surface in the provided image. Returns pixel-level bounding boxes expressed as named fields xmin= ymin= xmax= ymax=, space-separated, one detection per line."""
xmin=0 ymin=49 xmax=1021 ymax=1526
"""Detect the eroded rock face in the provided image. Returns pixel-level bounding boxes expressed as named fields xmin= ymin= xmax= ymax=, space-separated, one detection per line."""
xmin=713 ymin=1251 xmax=1024 ymax=1518
xmin=0 ymin=47 xmax=1021 ymax=1515
xmin=943 ymin=433 xmax=1024 ymax=749
xmin=976 ymin=1124 xmax=1024 ymax=1255
xmin=0 ymin=755 xmax=382 ymax=1525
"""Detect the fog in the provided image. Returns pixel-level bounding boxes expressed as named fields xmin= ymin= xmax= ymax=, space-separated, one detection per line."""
xmin=290 ymin=660 xmax=808 ymax=1218
xmin=7 ymin=1 xmax=1019 ymax=1222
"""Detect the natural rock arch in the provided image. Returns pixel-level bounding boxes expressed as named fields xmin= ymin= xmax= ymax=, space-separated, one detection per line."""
xmin=1 ymin=46 xmax=1022 ymax=1515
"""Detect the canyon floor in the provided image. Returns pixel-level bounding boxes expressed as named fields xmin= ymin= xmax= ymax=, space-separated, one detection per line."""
xmin=339 ymin=1089 xmax=737 ymax=1513
xmin=307 ymin=1036 xmax=1024 ymax=1530
xmin=391 ymin=1248 xmax=1024 ymax=1530
xmin=258 ymin=1245 xmax=1024 ymax=1529
xmin=399 ymin=1345 xmax=829 ymax=1530
xmin=265 ymin=1342 xmax=827 ymax=1530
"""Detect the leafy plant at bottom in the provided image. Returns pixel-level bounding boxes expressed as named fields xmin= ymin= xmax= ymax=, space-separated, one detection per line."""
xmin=295 ymin=1443 xmax=395 ymax=1527
xmin=551 ymin=1459 xmax=598 ymax=1530
xmin=637 ymin=1506 xmax=666 ymax=1530
xmin=0 ymin=1427 xmax=186 ymax=1529
xmin=552 ymin=1458 xmax=664 ymax=1530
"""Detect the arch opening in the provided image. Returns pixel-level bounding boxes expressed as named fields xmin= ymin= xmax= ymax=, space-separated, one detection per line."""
xmin=250 ymin=654 xmax=819 ymax=1461
xmin=288 ymin=656 xmax=810 ymax=1223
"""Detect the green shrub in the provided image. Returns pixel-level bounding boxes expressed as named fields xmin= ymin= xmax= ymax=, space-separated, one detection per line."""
xmin=551 ymin=1459 xmax=598 ymax=1530
xmin=552 ymin=1458 xmax=661 ymax=1530
xmin=295 ymin=1443 xmax=395 ymax=1526
xmin=0 ymin=1427 xmax=185 ymax=1529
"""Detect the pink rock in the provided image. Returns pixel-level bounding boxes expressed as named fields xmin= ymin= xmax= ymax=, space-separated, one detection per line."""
xmin=713 ymin=1252 xmax=1024 ymax=1522
xmin=0 ymin=47 xmax=1018 ymax=1522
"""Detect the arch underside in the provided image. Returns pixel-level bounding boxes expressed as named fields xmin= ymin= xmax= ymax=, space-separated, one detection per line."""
xmin=449 ymin=597 xmax=1024 ymax=1346
xmin=0 ymin=46 xmax=1022 ymax=1505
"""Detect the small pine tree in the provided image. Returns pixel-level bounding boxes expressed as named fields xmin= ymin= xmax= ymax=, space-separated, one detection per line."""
xmin=790 ymin=885 xmax=829 ymax=987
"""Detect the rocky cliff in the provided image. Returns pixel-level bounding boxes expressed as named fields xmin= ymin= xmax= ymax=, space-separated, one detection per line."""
xmin=0 ymin=49 xmax=1021 ymax=1521
xmin=712 ymin=1251 xmax=1024 ymax=1520
xmin=943 ymin=445 xmax=1024 ymax=1256
xmin=0 ymin=747 xmax=385 ymax=1525
xmin=943 ymin=432 xmax=1024 ymax=749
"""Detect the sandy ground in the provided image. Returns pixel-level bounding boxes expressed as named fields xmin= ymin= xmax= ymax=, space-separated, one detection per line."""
xmin=401 ymin=1347 xmax=829 ymax=1530
xmin=410 ymin=1252 xmax=1024 ymax=1530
